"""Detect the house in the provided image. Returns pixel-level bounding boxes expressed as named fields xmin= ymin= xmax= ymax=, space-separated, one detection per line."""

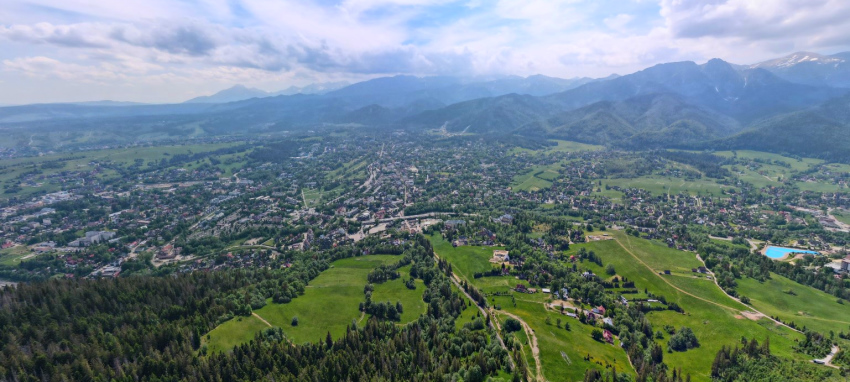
xmin=541 ymin=288 xmax=551 ymax=294
xmin=495 ymin=214 xmax=513 ymax=224
xmin=603 ymin=317 xmax=614 ymax=327
xmin=603 ymin=330 xmax=614 ymax=344
xmin=492 ymin=250 xmax=510 ymax=263
xmin=592 ymin=306 xmax=606 ymax=315
xmin=445 ymin=220 xmax=466 ymax=229
xmin=841 ymin=255 xmax=850 ymax=272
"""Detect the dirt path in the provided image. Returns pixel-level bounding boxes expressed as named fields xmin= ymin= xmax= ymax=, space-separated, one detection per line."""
xmin=432 ymin=251 xmax=514 ymax=370
xmin=252 ymin=312 xmax=273 ymax=327
xmin=691 ymin=250 xmax=801 ymax=333
xmin=821 ymin=345 xmax=841 ymax=369
xmin=615 ymin=235 xmax=800 ymax=334
xmin=497 ymin=310 xmax=544 ymax=382
xmin=615 ymin=236 xmax=745 ymax=313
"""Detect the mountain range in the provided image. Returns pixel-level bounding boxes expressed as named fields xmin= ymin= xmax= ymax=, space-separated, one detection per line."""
xmin=2 ymin=51 xmax=849 ymax=161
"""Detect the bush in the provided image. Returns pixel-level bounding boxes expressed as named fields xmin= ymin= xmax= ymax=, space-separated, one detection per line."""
xmin=605 ymin=264 xmax=616 ymax=275
xmin=291 ymin=316 xmax=299 ymax=326
xmin=591 ymin=329 xmax=603 ymax=342
xmin=504 ymin=318 xmax=522 ymax=333
xmin=668 ymin=327 xmax=699 ymax=351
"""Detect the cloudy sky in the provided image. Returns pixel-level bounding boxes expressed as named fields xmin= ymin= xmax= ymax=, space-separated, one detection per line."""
xmin=1 ymin=0 xmax=849 ymax=104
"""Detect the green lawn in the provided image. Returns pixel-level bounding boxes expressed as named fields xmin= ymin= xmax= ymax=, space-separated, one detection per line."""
xmin=206 ymin=254 xmax=412 ymax=352
xmin=737 ymin=272 xmax=850 ymax=334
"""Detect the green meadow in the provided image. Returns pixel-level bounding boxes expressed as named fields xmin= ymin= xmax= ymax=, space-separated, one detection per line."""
xmin=737 ymin=272 xmax=850 ymax=334
xmin=428 ymin=233 xmax=504 ymax=283
xmin=205 ymin=254 xmax=427 ymax=352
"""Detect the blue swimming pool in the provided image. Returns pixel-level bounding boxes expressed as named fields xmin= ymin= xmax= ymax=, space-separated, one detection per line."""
xmin=764 ymin=246 xmax=818 ymax=259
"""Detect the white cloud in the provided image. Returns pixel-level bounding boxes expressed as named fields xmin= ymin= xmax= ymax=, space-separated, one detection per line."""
xmin=604 ymin=14 xmax=634 ymax=32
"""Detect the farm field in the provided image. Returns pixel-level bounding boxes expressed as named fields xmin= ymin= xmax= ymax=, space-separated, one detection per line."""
xmin=736 ymin=272 xmax=850 ymax=334
xmin=205 ymin=254 xmax=419 ymax=351
xmin=569 ymin=234 xmax=806 ymax=382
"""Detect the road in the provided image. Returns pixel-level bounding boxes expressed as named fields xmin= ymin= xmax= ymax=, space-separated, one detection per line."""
xmin=816 ymin=345 xmax=840 ymax=369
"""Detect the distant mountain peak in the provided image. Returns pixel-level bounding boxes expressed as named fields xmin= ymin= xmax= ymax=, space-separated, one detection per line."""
xmin=752 ymin=51 xmax=844 ymax=69
xmin=184 ymin=85 xmax=268 ymax=104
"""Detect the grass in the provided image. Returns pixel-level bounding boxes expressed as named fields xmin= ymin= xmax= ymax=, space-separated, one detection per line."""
xmin=713 ymin=150 xmax=822 ymax=172
xmin=568 ymin=233 xmax=806 ymax=382
xmin=494 ymin=294 xmax=633 ymax=381
xmin=370 ymin=265 xmax=427 ymax=324
xmin=736 ymin=272 xmax=850 ymax=334
xmin=598 ymin=176 xmax=727 ymax=197
xmin=509 ymin=140 xmax=604 ymax=155
xmin=832 ymin=210 xmax=850 ymax=226
xmin=203 ymin=314 xmax=270 ymax=354
xmin=427 ymin=234 xmax=503 ymax=283
xmin=511 ymin=164 xmax=559 ymax=191
xmin=205 ymin=254 xmax=415 ymax=352
xmin=0 ymin=246 xmax=33 ymax=266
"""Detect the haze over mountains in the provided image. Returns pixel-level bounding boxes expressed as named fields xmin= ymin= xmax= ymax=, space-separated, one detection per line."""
xmin=2 ymin=51 xmax=850 ymax=162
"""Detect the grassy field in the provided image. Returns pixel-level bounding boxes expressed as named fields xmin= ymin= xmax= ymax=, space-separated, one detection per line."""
xmin=205 ymin=254 xmax=421 ymax=351
xmin=736 ymin=272 xmax=850 ymax=334
xmin=713 ymin=150 xmax=822 ymax=171
xmin=495 ymin=297 xmax=633 ymax=382
xmin=511 ymin=164 xmax=559 ymax=192
xmin=598 ymin=176 xmax=727 ymax=197
xmin=370 ymin=264 xmax=427 ymax=324
xmin=203 ymin=314 xmax=270 ymax=354
xmin=0 ymin=245 xmax=33 ymax=266
xmin=428 ymin=234 xmax=503 ymax=283
xmin=832 ymin=209 xmax=850 ymax=226
xmin=569 ymin=233 xmax=807 ymax=381
xmin=509 ymin=140 xmax=604 ymax=155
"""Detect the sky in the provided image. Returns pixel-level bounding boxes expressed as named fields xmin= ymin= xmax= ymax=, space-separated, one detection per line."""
xmin=1 ymin=0 xmax=850 ymax=104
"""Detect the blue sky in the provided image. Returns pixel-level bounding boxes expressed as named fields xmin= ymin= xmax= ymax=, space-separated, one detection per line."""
xmin=1 ymin=0 xmax=849 ymax=104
